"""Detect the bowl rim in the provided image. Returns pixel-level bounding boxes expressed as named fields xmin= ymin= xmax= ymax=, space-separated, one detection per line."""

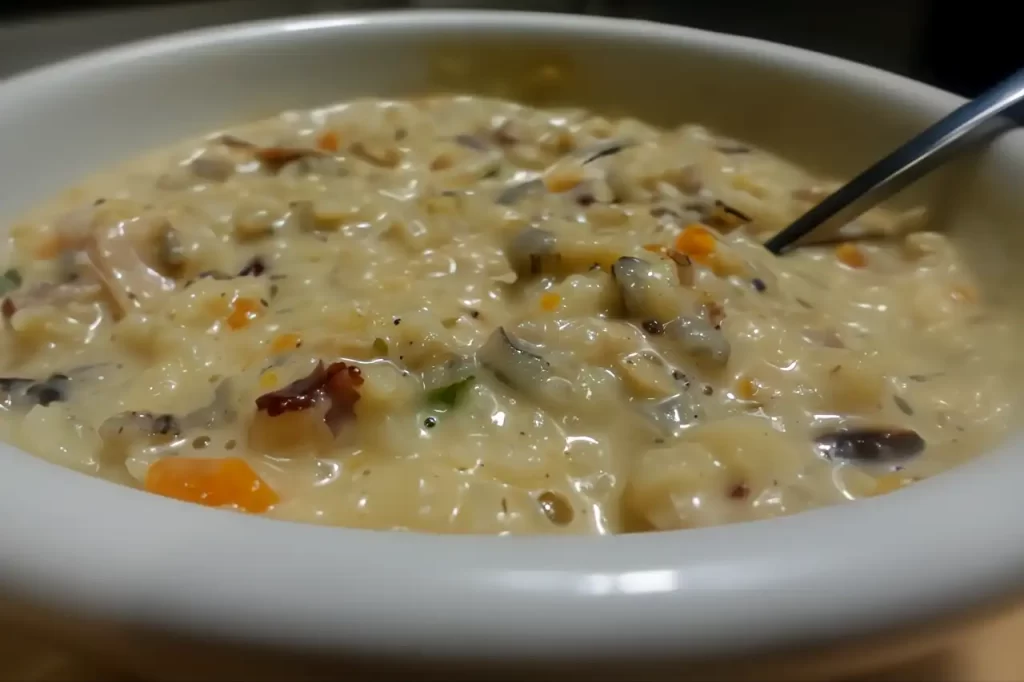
xmin=2 ymin=9 xmax=1023 ymax=662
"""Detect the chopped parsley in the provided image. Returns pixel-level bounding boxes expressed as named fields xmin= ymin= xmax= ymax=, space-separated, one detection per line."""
xmin=426 ymin=375 xmax=475 ymax=408
xmin=0 ymin=268 xmax=22 ymax=296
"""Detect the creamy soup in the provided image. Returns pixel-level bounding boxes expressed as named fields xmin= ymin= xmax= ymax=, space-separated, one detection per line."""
xmin=0 ymin=96 xmax=1015 ymax=534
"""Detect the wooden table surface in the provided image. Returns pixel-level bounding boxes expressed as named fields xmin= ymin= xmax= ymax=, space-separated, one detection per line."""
xmin=4 ymin=608 xmax=1023 ymax=681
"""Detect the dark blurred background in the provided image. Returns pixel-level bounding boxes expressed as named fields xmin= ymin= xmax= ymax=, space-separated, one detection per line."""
xmin=1 ymin=0 xmax=1018 ymax=96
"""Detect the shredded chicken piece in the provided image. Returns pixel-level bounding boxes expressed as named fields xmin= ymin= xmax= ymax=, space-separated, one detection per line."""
xmin=86 ymin=218 xmax=176 ymax=317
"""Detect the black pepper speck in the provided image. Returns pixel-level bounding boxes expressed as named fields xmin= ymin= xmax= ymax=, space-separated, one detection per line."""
xmin=424 ymin=416 xmax=437 ymax=428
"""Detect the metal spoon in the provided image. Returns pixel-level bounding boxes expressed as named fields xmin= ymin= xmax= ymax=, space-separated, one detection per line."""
xmin=765 ymin=66 xmax=1024 ymax=254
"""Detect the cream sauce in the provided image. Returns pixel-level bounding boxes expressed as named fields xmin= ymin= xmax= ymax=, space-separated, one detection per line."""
xmin=0 ymin=96 xmax=1015 ymax=534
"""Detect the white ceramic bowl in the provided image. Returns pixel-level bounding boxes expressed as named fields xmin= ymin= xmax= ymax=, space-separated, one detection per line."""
xmin=1 ymin=11 xmax=1023 ymax=681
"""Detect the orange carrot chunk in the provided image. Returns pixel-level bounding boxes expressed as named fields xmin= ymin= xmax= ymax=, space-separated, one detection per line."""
xmin=271 ymin=332 xmax=301 ymax=353
xmin=540 ymin=292 xmax=562 ymax=312
xmin=674 ymin=224 xmax=717 ymax=261
xmin=315 ymin=131 xmax=340 ymax=152
xmin=227 ymin=297 xmax=262 ymax=330
xmin=836 ymin=243 xmax=867 ymax=269
xmin=145 ymin=457 xmax=278 ymax=513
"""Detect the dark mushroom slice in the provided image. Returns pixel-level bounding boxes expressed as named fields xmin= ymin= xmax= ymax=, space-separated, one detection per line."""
xmin=98 ymin=380 xmax=235 ymax=446
xmin=0 ymin=373 xmax=72 ymax=410
xmin=573 ymin=139 xmax=633 ymax=165
xmin=611 ymin=257 xmax=683 ymax=322
xmin=238 ymin=256 xmax=266 ymax=277
xmin=179 ymin=380 xmax=236 ymax=431
xmin=496 ymin=177 xmax=544 ymax=205
xmin=663 ymin=316 xmax=731 ymax=365
xmin=454 ymin=134 xmax=492 ymax=151
xmin=479 ymin=327 xmax=556 ymax=398
xmin=506 ymin=227 xmax=560 ymax=278
xmin=814 ymin=427 xmax=925 ymax=465
xmin=99 ymin=411 xmax=182 ymax=447
xmin=0 ymin=377 xmax=41 ymax=409
xmin=25 ymin=373 xmax=71 ymax=407
xmin=612 ymin=257 xmax=657 ymax=318
xmin=638 ymin=391 xmax=702 ymax=438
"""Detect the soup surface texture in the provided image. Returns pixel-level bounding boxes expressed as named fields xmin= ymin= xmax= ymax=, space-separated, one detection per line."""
xmin=0 ymin=96 xmax=1015 ymax=534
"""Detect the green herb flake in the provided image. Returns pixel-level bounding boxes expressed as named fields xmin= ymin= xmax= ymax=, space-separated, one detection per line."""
xmin=372 ymin=337 xmax=389 ymax=356
xmin=0 ymin=268 xmax=22 ymax=296
xmin=427 ymin=375 xmax=475 ymax=408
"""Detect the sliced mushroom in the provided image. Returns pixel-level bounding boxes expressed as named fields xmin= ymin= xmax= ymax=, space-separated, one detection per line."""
xmin=496 ymin=177 xmax=544 ymax=205
xmin=98 ymin=380 xmax=235 ymax=446
xmin=99 ymin=411 xmax=180 ymax=447
xmin=573 ymin=139 xmax=632 ymax=165
xmin=454 ymin=134 xmax=491 ymax=151
xmin=507 ymin=227 xmax=560 ymax=278
xmin=814 ymin=427 xmax=925 ymax=465
xmin=612 ymin=257 xmax=684 ymax=323
xmin=638 ymin=392 xmax=702 ymax=438
xmin=663 ymin=316 xmax=731 ymax=365
xmin=0 ymin=373 xmax=70 ymax=410
xmin=179 ymin=380 xmax=236 ymax=431
xmin=479 ymin=327 xmax=559 ymax=399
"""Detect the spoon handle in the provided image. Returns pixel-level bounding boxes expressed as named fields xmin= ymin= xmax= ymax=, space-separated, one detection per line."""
xmin=764 ymin=67 xmax=1024 ymax=254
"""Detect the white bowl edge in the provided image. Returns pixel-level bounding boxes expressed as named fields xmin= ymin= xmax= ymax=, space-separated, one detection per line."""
xmin=0 ymin=10 xmax=1022 ymax=664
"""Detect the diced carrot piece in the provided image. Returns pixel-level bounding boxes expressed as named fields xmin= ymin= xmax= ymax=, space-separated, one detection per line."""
xmin=145 ymin=457 xmax=279 ymax=513
xmin=836 ymin=243 xmax=867 ymax=268
xmin=540 ymin=292 xmax=562 ymax=312
xmin=674 ymin=224 xmax=717 ymax=261
xmin=735 ymin=376 xmax=758 ymax=401
xmin=227 ymin=297 xmax=262 ymax=330
xmin=34 ymin=235 xmax=64 ymax=260
xmin=259 ymin=370 xmax=279 ymax=390
xmin=315 ymin=130 xmax=340 ymax=152
xmin=271 ymin=332 xmax=301 ymax=353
